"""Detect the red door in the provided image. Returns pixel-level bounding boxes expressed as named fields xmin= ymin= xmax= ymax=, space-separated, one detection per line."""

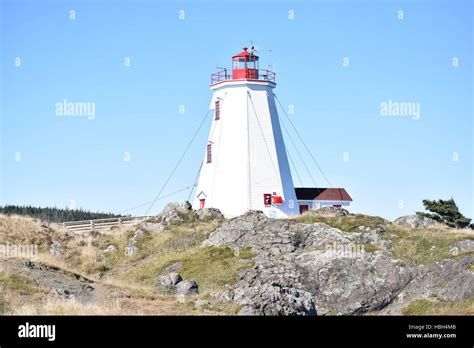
xmin=299 ymin=204 xmax=309 ymax=214
xmin=199 ymin=199 xmax=205 ymax=209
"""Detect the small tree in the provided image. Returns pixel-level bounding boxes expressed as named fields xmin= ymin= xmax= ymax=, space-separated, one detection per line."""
xmin=417 ymin=198 xmax=472 ymax=229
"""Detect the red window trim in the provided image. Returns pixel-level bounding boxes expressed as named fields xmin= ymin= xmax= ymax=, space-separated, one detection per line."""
xmin=206 ymin=144 xmax=212 ymax=163
xmin=215 ymin=101 xmax=220 ymax=120
xmin=263 ymin=193 xmax=271 ymax=207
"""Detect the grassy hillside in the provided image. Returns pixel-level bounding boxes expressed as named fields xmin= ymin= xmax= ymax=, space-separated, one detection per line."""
xmin=0 ymin=214 xmax=252 ymax=315
xmin=0 ymin=212 xmax=472 ymax=315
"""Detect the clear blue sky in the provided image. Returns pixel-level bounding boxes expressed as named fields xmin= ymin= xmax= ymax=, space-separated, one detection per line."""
xmin=1 ymin=0 xmax=472 ymax=220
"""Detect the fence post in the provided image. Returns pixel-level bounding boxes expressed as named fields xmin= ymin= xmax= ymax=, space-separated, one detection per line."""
xmin=90 ymin=220 xmax=94 ymax=231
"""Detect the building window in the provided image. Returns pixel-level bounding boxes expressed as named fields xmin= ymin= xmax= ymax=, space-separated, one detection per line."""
xmin=206 ymin=144 xmax=212 ymax=163
xmin=215 ymin=101 xmax=220 ymax=120
xmin=263 ymin=193 xmax=271 ymax=207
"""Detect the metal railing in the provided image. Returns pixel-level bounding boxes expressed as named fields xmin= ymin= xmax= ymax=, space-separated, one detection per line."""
xmin=210 ymin=69 xmax=276 ymax=84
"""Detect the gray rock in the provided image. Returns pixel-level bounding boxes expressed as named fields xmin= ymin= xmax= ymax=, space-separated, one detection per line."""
xmin=102 ymin=244 xmax=117 ymax=254
xmin=49 ymin=240 xmax=62 ymax=257
xmin=163 ymin=262 xmax=183 ymax=273
xmin=140 ymin=221 xmax=165 ymax=233
xmin=151 ymin=201 xmax=197 ymax=228
xmin=197 ymin=208 xmax=224 ymax=221
xmin=168 ymin=272 xmax=183 ymax=285
xmin=302 ymin=206 xmax=349 ymax=218
xmin=355 ymin=228 xmax=392 ymax=250
xmin=176 ymin=280 xmax=199 ymax=295
xmin=155 ymin=274 xmax=176 ymax=294
xmin=451 ymin=240 xmax=474 ymax=255
xmin=202 ymin=210 xmax=420 ymax=315
xmin=155 ymin=272 xmax=183 ymax=294
xmin=155 ymin=263 xmax=196 ymax=295
xmin=393 ymin=215 xmax=438 ymax=228
xmin=380 ymin=254 xmax=474 ymax=314
xmin=124 ymin=229 xmax=145 ymax=256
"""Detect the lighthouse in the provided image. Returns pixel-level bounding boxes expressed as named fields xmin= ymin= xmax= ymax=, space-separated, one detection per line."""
xmin=192 ymin=47 xmax=297 ymax=218
xmin=193 ymin=47 xmax=352 ymax=218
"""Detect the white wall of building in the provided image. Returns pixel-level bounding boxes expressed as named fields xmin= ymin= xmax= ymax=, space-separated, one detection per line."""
xmin=193 ymin=80 xmax=299 ymax=218
xmin=298 ymin=200 xmax=351 ymax=209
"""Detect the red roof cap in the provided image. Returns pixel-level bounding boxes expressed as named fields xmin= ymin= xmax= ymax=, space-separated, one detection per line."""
xmin=232 ymin=47 xmax=259 ymax=60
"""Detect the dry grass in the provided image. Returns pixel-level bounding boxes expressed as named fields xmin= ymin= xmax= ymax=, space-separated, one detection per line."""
xmin=0 ymin=270 xmax=45 ymax=314
xmin=401 ymin=296 xmax=474 ymax=315
xmin=298 ymin=214 xmax=388 ymax=232
xmin=0 ymin=214 xmax=246 ymax=315
xmin=10 ymin=295 xmax=183 ymax=315
xmin=0 ymin=214 xmax=66 ymax=250
xmin=385 ymin=224 xmax=474 ymax=264
xmin=112 ymin=220 xmax=254 ymax=296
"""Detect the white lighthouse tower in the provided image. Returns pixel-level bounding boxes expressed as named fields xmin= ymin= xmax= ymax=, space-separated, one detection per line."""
xmin=193 ymin=47 xmax=299 ymax=218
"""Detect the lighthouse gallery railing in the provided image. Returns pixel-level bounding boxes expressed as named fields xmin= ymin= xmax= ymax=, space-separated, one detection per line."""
xmin=210 ymin=69 xmax=276 ymax=84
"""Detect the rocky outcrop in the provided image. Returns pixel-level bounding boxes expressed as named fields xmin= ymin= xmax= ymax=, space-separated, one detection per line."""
xmin=141 ymin=201 xmax=199 ymax=233
xmin=380 ymin=254 xmax=474 ymax=314
xmin=0 ymin=259 xmax=102 ymax=304
xmin=353 ymin=227 xmax=392 ymax=249
xmin=196 ymin=208 xmax=224 ymax=221
xmin=393 ymin=215 xmax=439 ymax=228
xmin=204 ymin=210 xmax=473 ymax=315
xmin=302 ymin=207 xmax=349 ymax=218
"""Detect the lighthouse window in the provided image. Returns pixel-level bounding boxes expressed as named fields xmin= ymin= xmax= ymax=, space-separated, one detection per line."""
xmin=206 ymin=144 xmax=212 ymax=163
xmin=215 ymin=101 xmax=220 ymax=120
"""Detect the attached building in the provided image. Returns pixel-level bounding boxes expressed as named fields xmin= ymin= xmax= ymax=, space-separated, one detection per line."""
xmin=295 ymin=188 xmax=352 ymax=214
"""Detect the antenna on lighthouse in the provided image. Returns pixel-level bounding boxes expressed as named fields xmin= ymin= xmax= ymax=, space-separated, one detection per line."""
xmin=267 ymin=49 xmax=273 ymax=70
xmin=249 ymin=41 xmax=258 ymax=53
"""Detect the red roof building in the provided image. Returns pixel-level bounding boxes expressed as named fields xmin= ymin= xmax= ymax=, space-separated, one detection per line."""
xmin=295 ymin=187 xmax=352 ymax=214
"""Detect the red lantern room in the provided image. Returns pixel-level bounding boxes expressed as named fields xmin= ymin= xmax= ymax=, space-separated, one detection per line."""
xmin=232 ymin=47 xmax=259 ymax=80
xmin=210 ymin=46 xmax=275 ymax=85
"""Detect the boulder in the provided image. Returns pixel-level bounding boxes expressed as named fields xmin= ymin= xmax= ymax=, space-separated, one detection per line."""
xmin=168 ymin=272 xmax=183 ymax=285
xmin=150 ymin=201 xmax=197 ymax=228
xmin=156 ymin=272 xmax=183 ymax=292
xmin=176 ymin=280 xmax=199 ymax=295
xmin=393 ymin=215 xmax=438 ymax=228
xmin=155 ymin=262 xmax=198 ymax=296
xmin=156 ymin=275 xmax=173 ymax=288
xmin=197 ymin=208 xmax=224 ymax=221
